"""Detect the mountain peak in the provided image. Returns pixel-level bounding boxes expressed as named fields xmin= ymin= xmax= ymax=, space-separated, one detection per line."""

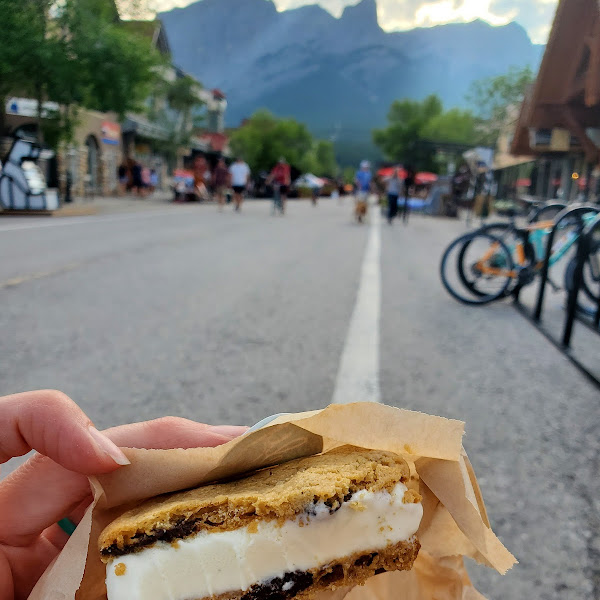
xmin=341 ymin=0 xmax=379 ymax=30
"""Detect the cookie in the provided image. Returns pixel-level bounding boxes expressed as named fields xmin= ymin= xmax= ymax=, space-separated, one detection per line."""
xmin=100 ymin=446 xmax=423 ymax=600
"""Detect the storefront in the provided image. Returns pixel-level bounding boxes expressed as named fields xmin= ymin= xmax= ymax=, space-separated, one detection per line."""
xmin=122 ymin=114 xmax=170 ymax=189
xmin=4 ymin=100 xmax=122 ymax=198
xmin=511 ymin=0 xmax=600 ymax=203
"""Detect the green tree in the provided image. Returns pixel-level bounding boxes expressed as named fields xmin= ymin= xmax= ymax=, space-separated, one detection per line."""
xmin=0 ymin=0 xmax=57 ymax=137
xmin=313 ymin=140 xmax=337 ymax=176
xmin=467 ymin=65 xmax=535 ymax=145
xmin=0 ymin=0 xmax=161 ymax=147
xmin=230 ymin=110 xmax=314 ymax=173
xmin=372 ymin=95 xmax=444 ymax=171
xmin=421 ymin=108 xmax=477 ymax=145
xmin=373 ymin=95 xmax=478 ymax=171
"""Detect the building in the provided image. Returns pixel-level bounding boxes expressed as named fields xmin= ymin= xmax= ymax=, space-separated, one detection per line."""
xmin=511 ymin=0 xmax=600 ymax=203
xmin=2 ymin=8 xmax=227 ymax=199
xmin=4 ymin=99 xmax=123 ymax=198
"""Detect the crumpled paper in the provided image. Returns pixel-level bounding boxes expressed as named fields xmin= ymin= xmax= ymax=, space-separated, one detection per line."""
xmin=29 ymin=402 xmax=516 ymax=600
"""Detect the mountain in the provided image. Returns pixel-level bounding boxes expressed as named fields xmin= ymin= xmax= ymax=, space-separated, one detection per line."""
xmin=159 ymin=0 xmax=543 ymax=163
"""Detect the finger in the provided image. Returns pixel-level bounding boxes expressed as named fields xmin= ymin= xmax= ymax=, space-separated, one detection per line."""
xmin=0 ymin=417 xmax=246 ymax=544
xmin=103 ymin=416 xmax=248 ymax=449
xmin=0 ymin=390 xmax=129 ymax=474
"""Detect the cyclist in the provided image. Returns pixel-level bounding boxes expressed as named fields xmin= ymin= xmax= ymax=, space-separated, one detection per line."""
xmin=354 ymin=160 xmax=372 ymax=223
xmin=267 ymin=157 xmax=291 ymax=215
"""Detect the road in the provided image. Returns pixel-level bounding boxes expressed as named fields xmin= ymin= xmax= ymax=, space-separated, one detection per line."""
xmin=1 ymin=199 xmax=598 ymax=600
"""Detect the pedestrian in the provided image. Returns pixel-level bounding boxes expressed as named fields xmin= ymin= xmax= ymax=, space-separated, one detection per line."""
xmin=402 ymin=165 xmax=416 ymax=224
xmin=141 ymin=165 xmax=151 ymax=196
xmin=267 ymin=157 xmax=291 ymax=214
xmin=386 ymin=167 xmax=401 ymax=224
xmin=228 ymin=156 xmax=251 ymax=212
xmin=212 ymin=158 xmax=229 ymax=211
xmin=131 ymin=160 xmax=143 ymax=197
xmin=354 ymin=160 xmax=372 ymax=223
xmin=0 ymin=389 xmax=247 ymax=600
xmin=150 ymin=168 xmax=159 ymax=193
xmin=117 ymin=160 xmax=128 ymax=196
xmin=193 ymin=155 xmax=211 ymax=201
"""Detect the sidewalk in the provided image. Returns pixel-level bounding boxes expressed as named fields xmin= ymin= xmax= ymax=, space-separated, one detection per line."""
xmin=0 ymin=190 xmax=174 ymax=218
xmin=66 ymin=190 xmax=174 ymax=215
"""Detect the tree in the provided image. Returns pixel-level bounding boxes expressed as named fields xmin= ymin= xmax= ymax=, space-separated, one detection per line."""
xmin=149 ymin=74 xmax=205 ymax=165
xmin=373 ymin=95 xmax=478 ymax=171
xmin=230 ymin=110 xmax=313 ymax=174
xmin=0 ymin=0 xmax=162 ymax=147
xmin=314 ymin=140 xmax=337 ymax=177
xmin=467 ymin=65 xmax=535 ymax=145
xmin=0 ymin=0 xmax=56 ymax=136
xmin=421 ymin=108 xmax=478 ymax=145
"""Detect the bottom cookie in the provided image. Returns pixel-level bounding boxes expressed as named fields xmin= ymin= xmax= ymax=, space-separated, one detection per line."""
xmin=205 ymin=538 xmax=421 ymax=600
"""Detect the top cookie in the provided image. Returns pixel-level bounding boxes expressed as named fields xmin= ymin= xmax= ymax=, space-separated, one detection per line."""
xmin=99 ymin=446 xmax=411 ymax=557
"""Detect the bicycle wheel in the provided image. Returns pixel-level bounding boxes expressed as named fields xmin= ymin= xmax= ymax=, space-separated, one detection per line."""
xmin=440 ymin=232 xmax=515 ymax=305
xmin=458 ymin=223 xmax=534 ymax=296
xmin=565 ymin=253 xmax=600 ymax=303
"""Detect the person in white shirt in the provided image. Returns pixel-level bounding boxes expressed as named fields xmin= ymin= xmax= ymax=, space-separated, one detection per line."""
xmin=228 ymin=157 xmax=251 ymax=212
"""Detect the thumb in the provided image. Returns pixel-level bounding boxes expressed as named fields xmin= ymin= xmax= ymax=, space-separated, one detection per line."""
xmin=0 ymin=390 xmax=129 ymax=475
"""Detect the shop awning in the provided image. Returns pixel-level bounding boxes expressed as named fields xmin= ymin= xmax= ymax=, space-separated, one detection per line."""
xmin=122 ymin=114 xmax=170 ymax=141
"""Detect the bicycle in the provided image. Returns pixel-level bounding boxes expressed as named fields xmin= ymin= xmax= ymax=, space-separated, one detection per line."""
xmin=272 ymin=183 xmax=284 ymax=215
xmin=440 ymin=205 xmax=600 ymax=305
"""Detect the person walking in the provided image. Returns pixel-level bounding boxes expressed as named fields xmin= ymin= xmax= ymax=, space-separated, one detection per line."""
xmin=354 ymin=160 xmax=372 ymax=223
xmin=193 ymin=155 xmax=211 ymax=202
xmin=212 ymin=158 xmax=229 ymax=211
xmin=402 ymin=165 xmax=416 ymax=224
xmin=117 ymin=161 xmax=128 ymax=196
xmin=386 ymin=167 xmax=401 ymax=224
xmin=131 ymin=160 xmax=143 ymax=197
xmin=267 ymin=157 xmax=291 ymax=215
xmin=228 ymin=156 xmax=250 ymax=212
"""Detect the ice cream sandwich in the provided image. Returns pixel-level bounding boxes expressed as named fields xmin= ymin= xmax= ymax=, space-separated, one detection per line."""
xmin=99 ymin=446 xmax=423 ymax=600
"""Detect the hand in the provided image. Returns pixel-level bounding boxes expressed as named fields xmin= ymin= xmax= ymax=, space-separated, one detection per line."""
xmin=0 ymin=390 xmax=247 ymax=600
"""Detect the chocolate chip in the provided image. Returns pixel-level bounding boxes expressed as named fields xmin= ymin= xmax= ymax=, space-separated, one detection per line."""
xmin=242 ymin=571 xmax=313 ymax=600
xmin=354 ymin=553 xmax=376 ymax=567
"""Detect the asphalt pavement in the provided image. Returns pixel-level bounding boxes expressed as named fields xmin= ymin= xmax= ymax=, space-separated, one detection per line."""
xmin=0 ymin=198 xmax=598 ymax=599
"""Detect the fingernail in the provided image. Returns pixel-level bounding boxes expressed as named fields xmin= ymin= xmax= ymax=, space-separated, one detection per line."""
xmin=88 ymin=426 xmax=131 ymax=466
xmin=209 ymin=425 xmax=249 ymax=439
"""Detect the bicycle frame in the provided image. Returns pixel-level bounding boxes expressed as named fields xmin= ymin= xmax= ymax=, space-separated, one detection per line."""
xmin=476 ymin=214 xmax=598 ymax=278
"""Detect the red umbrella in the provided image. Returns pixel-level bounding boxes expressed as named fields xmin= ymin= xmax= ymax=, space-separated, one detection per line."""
xmin=377 ymin=166 xmax=407 ymax=179
xmin=415 ymin=172 xmax=438 ymax=185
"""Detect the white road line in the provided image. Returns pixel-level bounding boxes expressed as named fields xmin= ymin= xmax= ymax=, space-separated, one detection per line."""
xmin=0 ymin=207 xmax=198 ymax=232
xmin=332 ymin=204 xmax=381 ymax=404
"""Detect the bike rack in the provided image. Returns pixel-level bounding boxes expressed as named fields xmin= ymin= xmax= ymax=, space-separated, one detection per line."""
xmin=533 ymin=205 xmax=599 ymax=321
xmin=563 ymin=213 xmax=600 ymax=345
xmin=513 ymin=205 xmax=600 ymax=389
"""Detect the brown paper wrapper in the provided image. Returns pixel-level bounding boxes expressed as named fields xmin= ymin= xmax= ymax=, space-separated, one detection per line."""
xmin=28 ymin=402 xmax=516 ymax=600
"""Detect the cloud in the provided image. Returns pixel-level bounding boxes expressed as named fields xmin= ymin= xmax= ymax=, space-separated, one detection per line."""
xmin=274 ymin=0 xmax=558 ymax=43
xmin=144 ymin=0 xmax=559 ymax=44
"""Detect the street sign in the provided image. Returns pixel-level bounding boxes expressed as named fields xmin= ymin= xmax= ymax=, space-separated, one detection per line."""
xmin=6 ymin=97 xmax=59 ymax=118
xmin=101 ymin=121 xmax=121 ymax=146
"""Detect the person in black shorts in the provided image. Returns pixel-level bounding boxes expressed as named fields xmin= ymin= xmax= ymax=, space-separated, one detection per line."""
xmin=228 ymin=157 xmax=251 ymax=212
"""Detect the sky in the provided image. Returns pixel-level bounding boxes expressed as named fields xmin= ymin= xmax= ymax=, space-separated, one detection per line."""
xmin=146 ymin=0 xmax=559 ymax=44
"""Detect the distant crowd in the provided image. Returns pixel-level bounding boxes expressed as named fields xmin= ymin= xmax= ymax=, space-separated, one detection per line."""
xmin=118 ymin=153 xmax=435 ymax=225
xmin=117 ymin=159 xmax=159 ymax=197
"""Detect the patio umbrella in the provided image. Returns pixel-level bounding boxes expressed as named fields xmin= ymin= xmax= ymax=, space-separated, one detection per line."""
xmin=377 ymin=166 xmax=407 ymax=179
xmin=415 ymin=172 xmax=438 ymax=185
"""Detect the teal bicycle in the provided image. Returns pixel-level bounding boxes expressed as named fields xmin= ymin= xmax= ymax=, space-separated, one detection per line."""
xmin=440 ymin=205 xmax=600 ymax=305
